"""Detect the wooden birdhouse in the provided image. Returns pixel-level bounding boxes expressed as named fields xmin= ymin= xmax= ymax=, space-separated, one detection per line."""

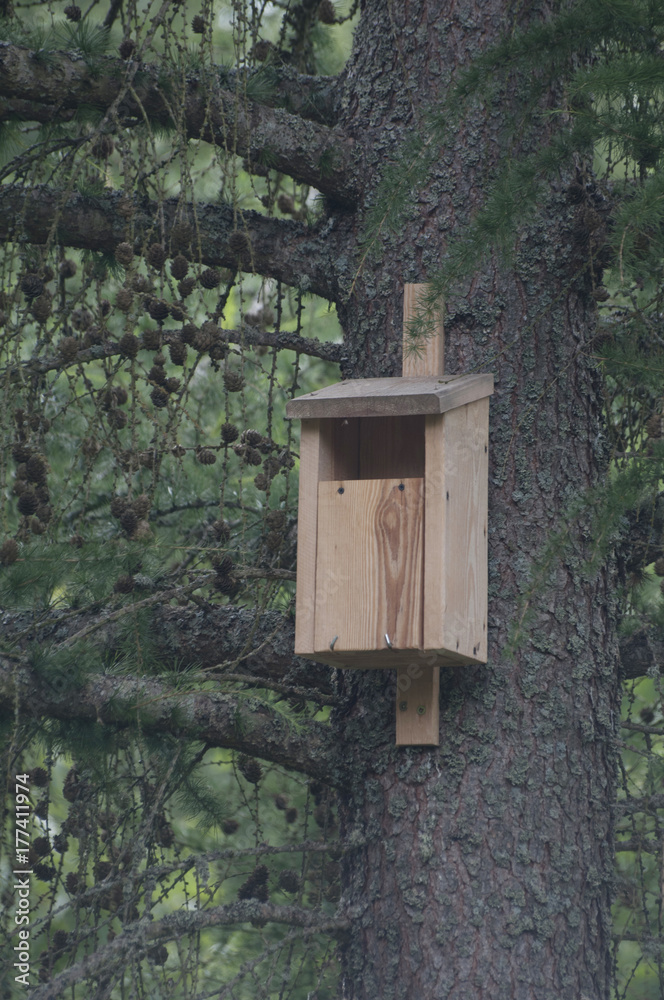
xmin=286 ymin=284 xmax=494 ymax=745
xmin=286 ymin=373 xmax=493 ymax=667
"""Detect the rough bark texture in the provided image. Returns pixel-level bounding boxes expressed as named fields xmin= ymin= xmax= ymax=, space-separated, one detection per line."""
xmin=0 ymin=44 xmax=358 ymax=202
xmin=0 ymin=186 xmax=349 ymax=301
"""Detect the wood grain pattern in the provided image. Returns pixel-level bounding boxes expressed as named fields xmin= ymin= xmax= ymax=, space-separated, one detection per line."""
xmin=313 ymin=479 xmax=424 ymax=654
xmin=285 ymin=374 xmax=494 ymax=419
xmin=293 ymin=420 xmax=322 ymax=655
xmin=423 ymin=399 xmax=489 ymax=662
xmin=395 ymin=661 xmax=441 ymax=746
xmin=402 ymin=283 xmax=445 ymax=378
xmin=397 ymin=283 xmax=442 ymax=746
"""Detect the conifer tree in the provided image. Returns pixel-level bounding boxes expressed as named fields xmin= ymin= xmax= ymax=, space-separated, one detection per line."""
xmin=0 ymin=0 xmax=664 ymax=998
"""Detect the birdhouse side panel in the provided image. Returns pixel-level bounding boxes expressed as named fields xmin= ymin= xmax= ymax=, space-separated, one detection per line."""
xmin=423 ymin=398 xmax=489 ymax=663
xmin=313 ymin=479 xmax=424 ymax=655
xmin=293 ymin=420 xmax=322 ymax=656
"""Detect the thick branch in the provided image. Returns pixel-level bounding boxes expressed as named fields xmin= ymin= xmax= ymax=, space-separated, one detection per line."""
xmin=0 ymin=43 xmax=359 ymax=204
xmin=1 ymin=602 xmax=334 ymax=698
xmin=0 ymin=185 xmax=348 ymax=301
xmin=0 ymin=654 xmax=335 ymax=780
xmin=2 ymin=325 xmax=343 ymax=384
xmin=29 ymin=901 xmax=348 ymax=999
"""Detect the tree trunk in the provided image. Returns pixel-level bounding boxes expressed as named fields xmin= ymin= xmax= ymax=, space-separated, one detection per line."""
xmin=329 ymin=0 xmax=620 ymax=996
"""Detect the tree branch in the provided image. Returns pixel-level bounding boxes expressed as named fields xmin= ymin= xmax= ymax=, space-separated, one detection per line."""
xmin=0 ymin=185 xmax=349 ymax=301
xmin=28 ymin=901 xmax=349 ymax=999
xmin=1 ymin=602 xmax=334 ymax=699
xmin=0 ymin=653 xmax=336 ymax=780
xmin=1 ymin=325 xmax=343 ymax=385
xmin=0 ymin=43 xmax=359 ymax=204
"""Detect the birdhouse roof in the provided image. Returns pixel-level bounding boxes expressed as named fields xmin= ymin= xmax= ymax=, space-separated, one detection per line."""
xmin=286 ymin=373 xmax=494 ymax=419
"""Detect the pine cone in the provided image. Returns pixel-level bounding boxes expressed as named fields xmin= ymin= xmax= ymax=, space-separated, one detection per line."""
xmin=108 ymin=410 xmax=127 ymax=429
xmin=26 ymin=456 xmax=47 ymax=484
xmin=59 ymin=259 xmax=77 ymax=279
xmin=34 ymin=863 xmax=57 ymax=882
xmin=113 ymin=385 xmax=128 ymax=405
xmin=278 ymin=869 xmax=301 ymax=893
xmin=274 ymin=794 xmax=288 ymax=810
xmin=254 ymin=473 xmax=268 ymax=491
xmin=169 ymin=303 xmax=184 ymax=322
xmin=265 ymin=530 xmax=282 ymax=552
xmin=146 ymin=243 xmax=167 ymax=270
xmin=285 ymin=807 xmax=298 ymax=823
xmin=228 ymin=231 xmax=249 ymax=255
xmin=654 ymin=557 xmax=664 ymax=576
xmin=181 ymin=323 xmax=198 ymax=345
xmin=64 ymin=4 xmax=82 ymax=20
xmin=119 ymin=38 xmax=135 ymax=58
xmin=114 ymin=574 xmax=135 ymax=593
xmin=120 ymin=509 xmax=138 ymax=534
xmin=266 ymin=509 xmax=286 ymax=530
xmin=238 ymin=756 xmax=262 ymax=784
xmin=21 ymin=273 xmax=44 ymax=299
xmin=221 ymin=422 xmax=239 ymax=443
xmin=209 ymin=340 xmax=227 ymax=361
xmin=65 ymin=872 xmax=80 ymax=894
xmin=142 ymin=328 xmax=161 ymax=351
xmin=192 ymin=14 xmax=206 ymax=33
xmin=197 ymin=448 xmax=217 ymax=465
xmin=213 ymin=554 xmax=234 ymax=576
xmin=148 ymin=364 xmax=167 ymax=385
xmin=59 ymin=336 xmax=79 ymax=361
xmin=1 ymin=538 xmax=19 ymax=565
xmin=114 ymin=242 xmax=134 ymax=267
xmin=148 ymin=299 xmax=170 ymax=322
xmin=116 ymin=288 xmax=133 ymax=312
xmin=33 ymin=836 xmax=51 ymax=858
xmin=17 ymin=491 xmax=39 ymax=516
xmin=242 ymin=429 xmax=263 ymax=446
xmin=170 ymin=221 xmax=194 ymax=250
xmin=169 ymin=340 xmax=187 ymax=366
xmin=132 ymin=494 xmax=151 ymax=518
xmin=200 ymin=268 xmax=221 ymax=289
xmin=213 ymin=519 xmax=231 ymax=541
xmin=151 ymin=386 xmax=169 ymax=408
xmin=119 ymin=332 xmax=140 ymax=358
xmin=223 ymin=370 xmax=245 ymax=392
xmin=31 ymin=292 xmax=52 ymax=323
xmin=170 ymin=254 xmax=189 ymax=280
xmin=110 ymin=496 xmax=129 ymax=519
xmin=178 ymin=277 xmax=196 ymax=298
xmin=221 ymin=818 xmax=239 ymax=835
xmin=30 ymin=767 xmax=49 ymax=789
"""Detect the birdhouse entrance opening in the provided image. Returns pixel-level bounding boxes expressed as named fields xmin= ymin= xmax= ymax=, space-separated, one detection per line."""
xmin=317 ymin=415 xmax=425 ymax=481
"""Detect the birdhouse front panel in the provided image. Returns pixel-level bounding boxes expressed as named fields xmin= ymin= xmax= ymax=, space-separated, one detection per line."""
xmin=313 ymin=478 xmax=424 ymax=654
xmin=286 ymin=374 xmax=494 ymax=671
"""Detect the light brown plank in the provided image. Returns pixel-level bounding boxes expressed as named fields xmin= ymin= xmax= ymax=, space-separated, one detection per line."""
xmin=293 ymin=420 xmax=321 ymax=655
xmin=285 ymin=374 xmax=493 ymax=419
xmin=395 ymin=661 xmax=441 ymax=746
xmin=402 ymin=283 xmax=445 ymax=378
xmin=313 ymin=478 xmax=424 ymax=654
xmin=423 ymin=399 xmax=489 ymax=662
